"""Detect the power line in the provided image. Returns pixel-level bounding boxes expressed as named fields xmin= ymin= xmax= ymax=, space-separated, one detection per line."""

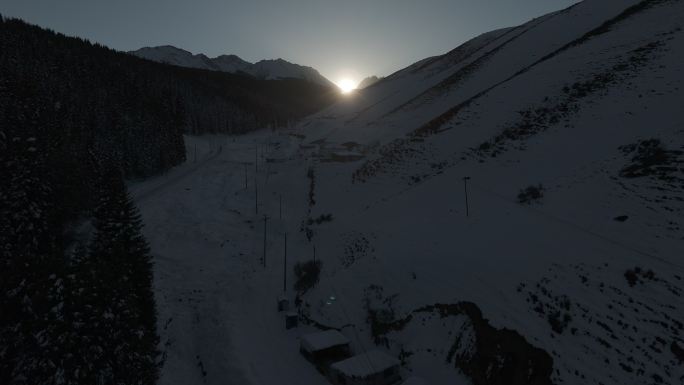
xmin=283 ymin=232 xmax=287 ymax=292
xmin=463 ymin=176 xmax=471 ymax=217
xmin=263 ymin=214 xmax=269 ymax=268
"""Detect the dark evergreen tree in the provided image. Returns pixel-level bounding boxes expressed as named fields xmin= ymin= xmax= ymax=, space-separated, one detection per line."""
xmin=79 ymin=167 xmax=160 ymax=385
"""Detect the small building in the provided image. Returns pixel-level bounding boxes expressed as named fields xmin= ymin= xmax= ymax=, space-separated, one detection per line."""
xmin=277 ymin=295 xmax=290 ymax=312
xmin=329 ymin=350 xmax=401 ymax=385
xmin=285 ymin=312 xmax=298 ymax=329
xmin=300 ymin=330 xmax=352 ymax=372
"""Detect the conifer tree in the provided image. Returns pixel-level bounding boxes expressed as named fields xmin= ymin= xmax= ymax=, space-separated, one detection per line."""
xmin=84 ymin=166 xmax=159 ymax=385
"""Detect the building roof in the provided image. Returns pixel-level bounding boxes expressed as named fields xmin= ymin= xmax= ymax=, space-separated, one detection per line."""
xmin=331 ymin=350 xmax=399 ymax=378
xmin=300 ymin=330 xmax=350 ymax=353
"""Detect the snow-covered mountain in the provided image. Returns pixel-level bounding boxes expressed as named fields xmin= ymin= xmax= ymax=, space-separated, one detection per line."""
xmin=131 ymin=1 xmax=684 ymax=385
xmin=357 ymin=75 xmax=382 ymax=89
xmin=248 ymin=58 xmax=333 ymax=86
xmin=210 ymin=54 xmax=252 ymax=73
xmin=130 ymin=45 xmax=334 ymax=87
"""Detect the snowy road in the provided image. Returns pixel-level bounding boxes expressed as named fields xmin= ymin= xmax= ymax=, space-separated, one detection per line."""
xmin=134 ymin=134 xmax=329 ymax=385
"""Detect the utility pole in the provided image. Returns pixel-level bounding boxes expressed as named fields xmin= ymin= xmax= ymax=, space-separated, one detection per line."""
xmin=255 ymin=177 xmax=258 ymax=215
xmin=283 ymin=232 xmax=287 ymax=292
xmin=313 ymin=245 xmax=316 ymax=262
xmin=255 ymin=146 xmax=258 ymax=174
xmin=194 ymin=144 xmax=197 ymax=163
xmin=244 ymin=164 xmax=248 ymax=189
xmin=263 ymin=215 xmax=269 ymax=268
xmin=279 ymin=194 xmax=282 ymax=220
xmin=463 ymin=176 xmax=471 ymax=217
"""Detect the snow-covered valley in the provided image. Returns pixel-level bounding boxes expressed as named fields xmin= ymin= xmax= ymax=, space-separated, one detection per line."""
xmin=130 ymin=1 xmax=684 ymax=385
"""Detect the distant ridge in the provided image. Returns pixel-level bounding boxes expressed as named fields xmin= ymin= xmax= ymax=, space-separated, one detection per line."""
xmin=358 ymin=75 xmax=383 ymax=89
xmin=131 ymin=45 xmax=335 ymax=88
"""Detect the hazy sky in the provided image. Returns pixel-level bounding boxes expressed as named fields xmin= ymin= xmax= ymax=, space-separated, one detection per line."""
xmin=1 ymin=0 xmax=578 ymax=83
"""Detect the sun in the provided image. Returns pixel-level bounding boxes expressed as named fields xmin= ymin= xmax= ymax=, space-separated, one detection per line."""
xmin=336 ymin=78 xmax=358 ymax=94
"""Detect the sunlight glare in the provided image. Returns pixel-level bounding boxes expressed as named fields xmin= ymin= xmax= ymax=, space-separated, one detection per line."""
xmin=337 ymin=78 xmax=357 ymax=94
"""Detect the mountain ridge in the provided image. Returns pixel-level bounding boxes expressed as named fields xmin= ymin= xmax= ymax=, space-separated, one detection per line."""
xmin=131 ymin=45 xmax=335 ymax=88
xmin=358 ymin=75 xmax=383 ymax=89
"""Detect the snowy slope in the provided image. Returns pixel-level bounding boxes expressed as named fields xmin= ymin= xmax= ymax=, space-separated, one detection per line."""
xmin=132 ymin=1 xmax=684 ymax=385
xmin=301 ymin=0 xmax=667 ymax=145
xmin=130 ymin=46 xmax=334 ymax=87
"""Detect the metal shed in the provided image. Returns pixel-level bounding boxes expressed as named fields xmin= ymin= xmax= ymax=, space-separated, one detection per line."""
xmin=329 ymin=350 xmax=401 ymax=385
